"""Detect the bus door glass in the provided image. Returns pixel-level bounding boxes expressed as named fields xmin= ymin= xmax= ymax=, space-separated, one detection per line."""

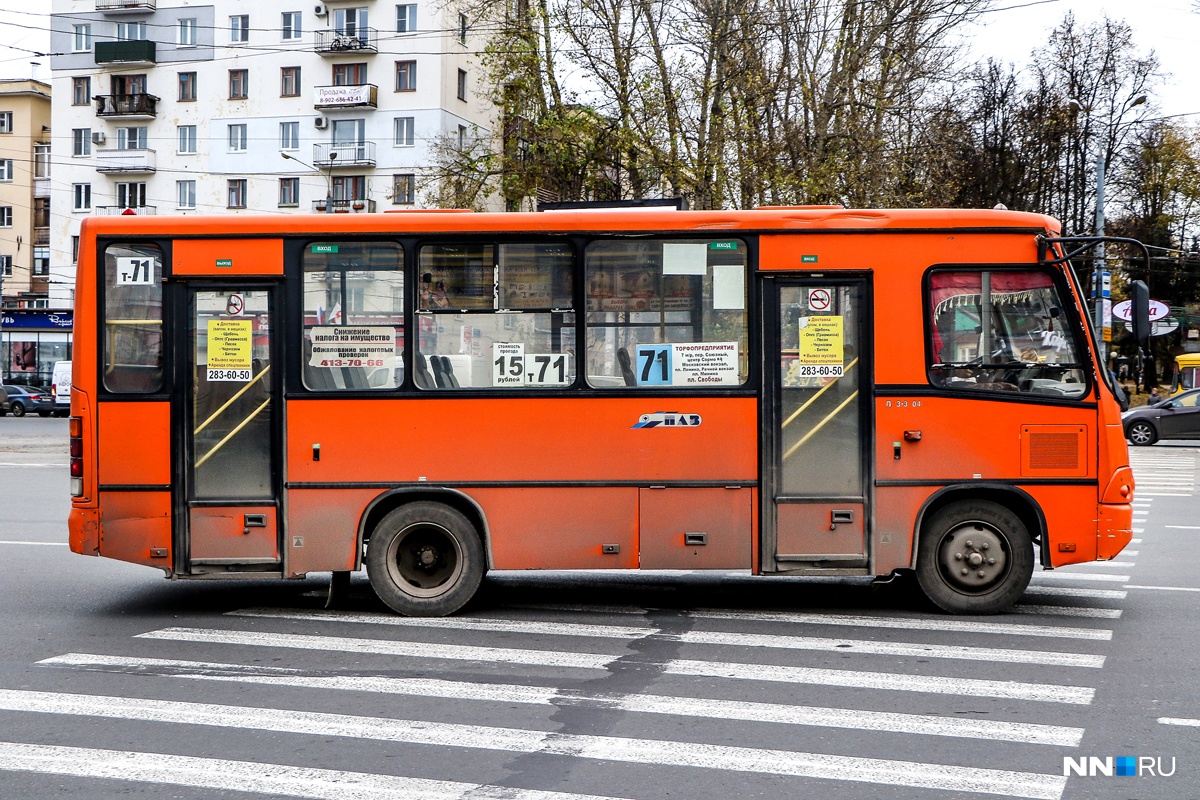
xmin=765 ymin=277 xmax=870 ymax=568
xmin=183 ymin=288 xmax=280 ymax=571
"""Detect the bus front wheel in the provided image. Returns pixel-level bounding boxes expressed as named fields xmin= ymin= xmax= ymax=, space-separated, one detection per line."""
xmin=366 ymin=501 xmax=485 ymax=616
xmin=915 ymin=500 xmax=1033 ymax=615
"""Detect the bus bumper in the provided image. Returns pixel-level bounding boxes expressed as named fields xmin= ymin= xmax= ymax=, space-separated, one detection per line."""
xmin=69 ymin=507 xmax=101 ymax=556
xmin=1097 ymin=503 xmax=1134 ymax=560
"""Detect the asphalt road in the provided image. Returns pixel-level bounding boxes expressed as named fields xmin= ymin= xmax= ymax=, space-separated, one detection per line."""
xmin=0 ymin=416 xmax=1197 ymax=800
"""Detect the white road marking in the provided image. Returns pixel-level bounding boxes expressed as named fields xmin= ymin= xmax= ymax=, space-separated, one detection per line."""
xmin=1010 ymin=605 xmax=1122 ymax=619
xmin=0 ymin=540 xmax=67 ymax=546
xmin=1124 ymin=584 xmax=1200 ymax=592
xmin=1053 ymin=561 xmax=1135 ymax=568
xmin=0 ymin=690 xmax=1068 ymax=799
xmin=677 ymin=631 xmax=1104 ymax=668
xmin=0 ymin=741 xmax=624 ymax=800
xmin=1022 ymin=586 xmax=1127 ymax=600
xmin=666 ymin=660 xmax=1094 ymax=704
xmin=1029 ymin=572 xmax=1131 ymax=583
xmin=39 ymin=653 xmax=1083 ymax=747
xmin=1159 ymin=717 xmax=1200 ymax=727
xmin=691 ymin=610 xmax=1112 ymax=641
xmin=224 ymin=611 xmax=1103 ymax=668
xmin=1164 ymin=525 xmax=1200 ymax=529
xmin=137 ymin=627 xmax=615 ymax=670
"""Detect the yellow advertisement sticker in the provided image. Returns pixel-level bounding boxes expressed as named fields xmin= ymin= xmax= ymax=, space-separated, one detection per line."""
xmin=798 ymin=315 xmax=844 ymax=374
xmin=207 ymin=319 xmax=252 ymax=372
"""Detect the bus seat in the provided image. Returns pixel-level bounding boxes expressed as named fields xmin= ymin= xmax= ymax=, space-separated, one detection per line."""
xmin=616 ymin=347 xmax=636 ymax=387
xmin=414 ymin=353 xmax=434 ymax=389
xmin=438 ymin=356 xmax=461 ymax=388
xmin=431 ymin=356 xmax=447 ymax=388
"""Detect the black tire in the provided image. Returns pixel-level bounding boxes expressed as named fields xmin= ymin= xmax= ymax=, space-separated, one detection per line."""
xmin=37 ymin=411 xmax=50 ymax=418
xmin=11 ymin=402 xmax=25 ymax=418
xmin=365 ymin=501 xmax=485 ymax=616
xmin=915 ymin=500 xmax=1034 ymax=614
xmin=1126 ymin=420 xmax=1157 ymax=446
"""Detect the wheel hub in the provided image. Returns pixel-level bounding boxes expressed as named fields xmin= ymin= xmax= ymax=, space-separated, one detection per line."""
xmin=938 ymin=523 xmax=1008 ymax=591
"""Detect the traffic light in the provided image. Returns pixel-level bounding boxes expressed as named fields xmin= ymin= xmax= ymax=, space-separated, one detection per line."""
xmin=1130 ymin=280 xmax=1150 ymax=345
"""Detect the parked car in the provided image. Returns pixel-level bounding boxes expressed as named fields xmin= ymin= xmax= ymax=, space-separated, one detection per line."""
xmin=1123 ymin=387 xmax=1200 ymax=445
xmin=1 ymin=385 xmax=55 ymax=417
xmin=0 ymin=385 xmax=10 ymax=416
xmin=51 ymin=360 xmax=72 ymax=417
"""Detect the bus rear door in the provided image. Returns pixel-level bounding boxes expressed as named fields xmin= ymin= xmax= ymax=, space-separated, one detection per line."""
xmin=762 ymin=276 xmax=872 ymax=571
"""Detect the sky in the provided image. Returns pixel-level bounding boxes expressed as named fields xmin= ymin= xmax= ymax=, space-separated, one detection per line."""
xmin=0 ymin=0 xmax=1197 ymax=118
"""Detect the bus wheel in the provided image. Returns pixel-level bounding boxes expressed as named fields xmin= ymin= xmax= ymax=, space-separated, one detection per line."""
xmin=915 ymin=500 xmax=1033 ymax=615
xmin=366 ymin=502 xmax=484 ymax=616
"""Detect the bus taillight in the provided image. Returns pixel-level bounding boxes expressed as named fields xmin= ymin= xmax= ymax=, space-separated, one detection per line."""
xmin=69 ymin=416 xmax=83 ymax=497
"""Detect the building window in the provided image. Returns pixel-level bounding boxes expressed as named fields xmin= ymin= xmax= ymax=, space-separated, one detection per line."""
xmin=282 ymin=11 xmax=302 ymax=40
xmin=393 ymin=116 xmax=415 ymax=146
xmin=333 ymin=63 xmax=366 ymax=86
xmin=117 ymin=126 xmax=148 ymax=150
xmin=0 ymin=160 xmax=10 ymax=181
xmin=281 ymin=66 xmax=301 ymax=96
xmin=116 ymin=21 xmax=147 ymax=41
xmin=279 ymin=177 xmax=300 ymax=207
xmin=228 ymin=179 xmax=247 ymax=208
xmin=73 ymin=184 xmax=92 ymax=212
xmin=395 ymin=60 xmax=416 ymax=91
xmin=280 ymin=121 xmax=299 ymax=150
xmin=179 ymin=72 xmax=197 ymax=102
xmin=177 ymin=180 xmax=196 ymax=209
xmin=229 ymin=69 xmax=248 ymax=99
xmin=334 ymin=7 xmax=368 ymax=37
xmin=0 ymin=207 xmax=11 ymax=226
xmin=33 ymin=247 xmax=49 ymax=276
xmin=34 ymin=144 xmax=50 ymax=177
xmin=458 ymin=124 xmax=468 ymax=150
xmin=116 ymin=182 xmax=147 ymax=209
xmin=230 ymin=15 xmax=250 ymax=42
xmin=178 ymin=125 xmax=197 ymax=154
xmin=392 ymin=174 xmax=415 ymax=204
xmin=332 ymin=175 xmax=366 ymax=201
xmin=72 ymin=236 xmax=80 ymax=265
xmin=397 ymin=4 xmax=416 ymax=32
xmin=72 ymin=129 xmax=91 ymax=157
xmin=0 ymin=112 xmax=13 ymax=135
xmin=178 ymin=18 xmax=198 ymax=46
xmin=458 ymin=13 xmax=468 ymax=44
xmin=457 ymin=69 xmax=467 ymax=101
xmin=0 ymin=255 xmax=11 ymax=277
xmin=72 ymin=24 xmax=91 ymax=52
xmin=228 ymin=124 xmax=248 ymax=152
xmin=72 ymin=76 xmax=91 ymax=105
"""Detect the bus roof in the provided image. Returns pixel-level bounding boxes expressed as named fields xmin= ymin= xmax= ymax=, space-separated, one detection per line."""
xmin=79 ymin=207 xmax=1060 ymax=238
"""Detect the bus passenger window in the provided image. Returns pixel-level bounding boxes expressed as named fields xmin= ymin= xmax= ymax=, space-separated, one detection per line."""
xmin=302 ymin=241 xmax=404 ymax=391
xmin=583 ymin=238 xmax=749 ymax=389
xmin=416 ymin=242 xmax=576 ymax=389
xmin=103 ymin=243 xmax=164 ymax=393
xmin=928 ymin=269 xmax=1087 ymax=399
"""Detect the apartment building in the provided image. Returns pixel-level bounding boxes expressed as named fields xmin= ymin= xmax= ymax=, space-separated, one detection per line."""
xmin=0 ymin=79 xmax=52 ymax=309
xmin=49 ymin=0 xmax=497 ymax=306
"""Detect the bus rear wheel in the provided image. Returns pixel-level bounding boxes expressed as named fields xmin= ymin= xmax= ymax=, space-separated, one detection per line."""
xmin=915 ymin=500 xmax=1033 ymax=615
xmin=366 ymin=501 xmax=484 ymax=616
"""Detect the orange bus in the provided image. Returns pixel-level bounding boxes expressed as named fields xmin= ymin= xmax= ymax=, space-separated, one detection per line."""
xmin=67 ymin=206 xmax=1137 ymax=615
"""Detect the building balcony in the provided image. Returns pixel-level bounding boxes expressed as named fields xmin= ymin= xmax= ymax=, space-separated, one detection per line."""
xmin=314 ymin=84 xmax=378 ymax=110
xmin=94 ymin=93 xmax=160 ymax=118
xmin=96 ymin=148 xmax=157 ymax=174
xmin=313 ymin=141 xmax=376 ymax=168
xmin=33 ymin=177 xmax=50 ymax=198
xmin=94 ymin=40 xmax=157 ymax=65
xmin=94 ymin=205 xmax=157 ymax=215
xmin=30 ymin=277 xmax=50 ymax=295
xmin=96 ymin=0 xmax=156 ymax=12
xmin=314 ymin=28 xmax=379 ymax=55
xmin=312 ymin=199 xmax=376 ymax=213
xmin=33 ymin=228 xmax=49 ymax=246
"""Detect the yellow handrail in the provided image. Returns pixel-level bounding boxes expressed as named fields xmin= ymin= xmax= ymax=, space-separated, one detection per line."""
xmin=781 ymin=357 xmax=858 ymax=430
xmin=783 ymin=391 xmax=859 ymax=461
xmin=194 ymin=366 xmax=271 ymax=435
xmin=195 ymin=398 xmax=271 ymax=469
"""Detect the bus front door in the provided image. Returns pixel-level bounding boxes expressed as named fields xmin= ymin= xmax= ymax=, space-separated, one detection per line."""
xmin=763 ymin=277 xmax=872 ymax=571
xmin=179 ymin=287 xmax=281 ymax=575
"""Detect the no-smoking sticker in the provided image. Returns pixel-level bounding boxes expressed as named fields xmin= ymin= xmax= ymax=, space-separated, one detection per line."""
xmin=226 ymin=293 xmax=245 ymax=316
xmin=807 ymin=288 xmax=832 ymax=312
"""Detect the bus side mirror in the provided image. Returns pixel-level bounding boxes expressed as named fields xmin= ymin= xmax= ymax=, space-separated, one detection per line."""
xmin=1130 ymin=280 xmax=1151 ymax=345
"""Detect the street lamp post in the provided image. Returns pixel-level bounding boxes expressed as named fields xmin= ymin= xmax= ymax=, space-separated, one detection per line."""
xmin=280 ymin=150 xmax=334 ymax=213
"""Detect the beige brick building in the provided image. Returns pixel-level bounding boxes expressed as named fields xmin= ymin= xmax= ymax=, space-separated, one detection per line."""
xmin=0 ymin=79 xmax=52 ymax=309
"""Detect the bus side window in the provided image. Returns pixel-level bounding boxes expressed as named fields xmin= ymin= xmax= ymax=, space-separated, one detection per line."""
xmin=103 ymin=243 xmax=164 ymax=394
xmin=583 ymin=238 xmax=749 ymax=389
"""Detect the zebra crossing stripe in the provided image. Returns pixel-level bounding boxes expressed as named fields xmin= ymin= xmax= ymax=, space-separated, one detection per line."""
xmin=1021 ymin=586 xmax=1127 ymax=600
xmin=691 ymin=610 xmax=1112 ymax=640
xmin=133 ymin=627 xmax=1093 ymax=703
xmin=1010 ymin=605 xmax=1122 ymax=619
xmin=0 ymin=741 xmax=626 ymax=800
xmin=665 ymin=660 xmax=1094 ymax=704
xmin=0 ymin=690 xmax=1068 ymax=799
xmin=225 ymin=610 xmax=1104 ymax=667
xmin=1029 ymin=572 xmax=1131 ymax=583
xmin=38 ymin=653 xmax=1084 ymax=747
